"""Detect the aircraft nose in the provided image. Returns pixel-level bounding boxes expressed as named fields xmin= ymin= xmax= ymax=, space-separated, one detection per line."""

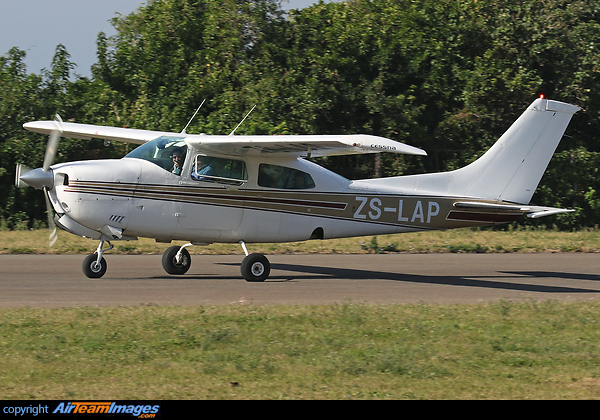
xmin=20 ymin=167 xmax=54 ymax=190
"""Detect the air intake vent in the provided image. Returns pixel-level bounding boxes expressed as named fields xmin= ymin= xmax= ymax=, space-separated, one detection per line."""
xmin=109 ymin=215 xmax=125 ymax=224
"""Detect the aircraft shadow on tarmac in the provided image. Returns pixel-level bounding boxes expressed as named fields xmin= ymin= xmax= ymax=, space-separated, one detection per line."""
xmin=501 ymin=271 xmax=600 ymax=282
xmin=207 ymin=263 xmax=600 ymax=294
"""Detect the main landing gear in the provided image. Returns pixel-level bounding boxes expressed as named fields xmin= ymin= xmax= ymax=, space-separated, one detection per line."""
xmin=160 ymin=240 xmax=271 ymax=282
xmin=238 ymin=241 xmax=271 ymax=282
xmin=162 ymin=243 xmax=193 ymax=275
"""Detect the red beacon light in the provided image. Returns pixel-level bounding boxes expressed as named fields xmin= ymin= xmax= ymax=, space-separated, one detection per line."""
xmin=540 ymin=94 xmax=545 ymax=99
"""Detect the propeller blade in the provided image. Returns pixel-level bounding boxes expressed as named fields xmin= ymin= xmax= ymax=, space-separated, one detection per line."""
xmin=43 ymin=187 xmax=58 ymax=247
xmin=20 ymin=114 xmax=62 ymax=246
xmin=42 ymin=114 xmax=63 ymax=171
xmin=15 ymin=163 xmax=33 ymax=188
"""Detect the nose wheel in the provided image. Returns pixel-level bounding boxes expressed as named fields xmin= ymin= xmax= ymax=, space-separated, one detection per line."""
xmin=82 ymin=239 xmax=113 ymax=279
xmin=82 ymin=254 xmax=107 ymax=278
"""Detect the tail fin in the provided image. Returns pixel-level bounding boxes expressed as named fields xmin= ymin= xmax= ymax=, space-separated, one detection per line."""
xmin=364 ymin=98 xmax=580 ymax=204
xmin=453 ymin=98 xmax=580 ymax=203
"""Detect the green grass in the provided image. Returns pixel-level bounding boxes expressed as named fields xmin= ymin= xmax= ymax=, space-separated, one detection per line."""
xmin=1 ymin=226 xmax=600 ymax=255
xmin=2 ymin=301 xmax=600 ymax=399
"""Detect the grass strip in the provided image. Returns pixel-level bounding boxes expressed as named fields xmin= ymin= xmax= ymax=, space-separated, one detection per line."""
xmin=1 ymin=227 xmax=600 ymax=255
xmin=2 ymin=301 xmax=600 ymax=399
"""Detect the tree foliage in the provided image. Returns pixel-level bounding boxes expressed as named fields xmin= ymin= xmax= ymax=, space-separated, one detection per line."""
xmin=1 ymin=0 xmax=600 ymax=229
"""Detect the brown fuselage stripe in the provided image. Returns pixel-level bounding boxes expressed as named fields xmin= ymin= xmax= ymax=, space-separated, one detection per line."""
xmin=66 ymin=181 xmax=346 ymax=210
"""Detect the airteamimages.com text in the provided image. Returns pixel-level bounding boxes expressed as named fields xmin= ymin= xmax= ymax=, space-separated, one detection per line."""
xmin=2 ymin=401 xmax=161 ymax=418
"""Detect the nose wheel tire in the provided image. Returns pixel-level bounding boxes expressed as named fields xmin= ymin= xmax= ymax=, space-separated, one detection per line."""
xmin=162 ymin=245 xmax=192 ymax=275
xmin=83 ymin=254 xmax=107 ymax=279
xmin=241 ymin=253 xmax=270 ymax=282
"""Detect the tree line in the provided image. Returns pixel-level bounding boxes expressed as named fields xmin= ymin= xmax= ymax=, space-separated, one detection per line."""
xmin=1 ymin=0 xmax=600 ymax=230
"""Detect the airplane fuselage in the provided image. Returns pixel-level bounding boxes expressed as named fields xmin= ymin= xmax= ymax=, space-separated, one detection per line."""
xmin=47 ymin=152 xmax=520 ymax=246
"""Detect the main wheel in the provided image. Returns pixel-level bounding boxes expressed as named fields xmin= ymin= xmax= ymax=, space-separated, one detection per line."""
xmin=162 ymin=246 xmax=191 ymax=275
xmin=241 ymin=253 xmax=270 ymax=282
xmin=83 ymin=253 xmax=107 ymax=279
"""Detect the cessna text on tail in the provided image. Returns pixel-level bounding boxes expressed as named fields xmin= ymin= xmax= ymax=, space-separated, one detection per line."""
xmin=19 ymin=97 xmax=580 ymax=281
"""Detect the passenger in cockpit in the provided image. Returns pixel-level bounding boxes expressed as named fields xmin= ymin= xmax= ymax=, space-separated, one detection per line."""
xmin=191 ymin=155 xmax=216 ymax=181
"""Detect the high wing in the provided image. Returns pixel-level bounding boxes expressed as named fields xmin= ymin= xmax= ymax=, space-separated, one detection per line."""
xmin=185 ymin=134 xmax=427 ymax=157
xmin=23 ymin=121 xmax=427 ymax=158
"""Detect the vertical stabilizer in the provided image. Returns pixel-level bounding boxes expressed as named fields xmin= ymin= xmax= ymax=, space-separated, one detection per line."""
xmin=454 ymin=98 xmax=580 ymax=203
xmin=362 ymin=98 xmax=581 ymax=204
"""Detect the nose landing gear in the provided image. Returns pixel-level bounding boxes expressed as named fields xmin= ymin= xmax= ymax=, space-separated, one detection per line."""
xmin=82 ymin=239 xmax=113 ymax=278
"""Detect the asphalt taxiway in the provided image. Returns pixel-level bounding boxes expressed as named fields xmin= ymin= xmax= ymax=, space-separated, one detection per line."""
xmin=0 ymin=253 xmax=599 ymax=307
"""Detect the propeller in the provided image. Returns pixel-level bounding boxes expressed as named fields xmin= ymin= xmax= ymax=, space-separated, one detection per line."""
xmin=17 ymin=114 xmax=63 ymax=247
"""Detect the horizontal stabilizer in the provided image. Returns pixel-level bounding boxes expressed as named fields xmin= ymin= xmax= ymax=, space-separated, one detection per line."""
xmin=526 ymin=208 xmax=575 ymax=219
xmin=454 ymin=201 xmax=574 ymax=219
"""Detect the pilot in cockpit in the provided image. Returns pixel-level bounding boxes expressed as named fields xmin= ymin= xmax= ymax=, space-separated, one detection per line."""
xmin=170 ymin=148 xmax=186 ymax=176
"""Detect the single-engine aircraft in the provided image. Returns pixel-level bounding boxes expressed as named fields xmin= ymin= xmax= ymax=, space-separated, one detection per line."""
xmin=18 ymin=97 xmax=579 ymax=281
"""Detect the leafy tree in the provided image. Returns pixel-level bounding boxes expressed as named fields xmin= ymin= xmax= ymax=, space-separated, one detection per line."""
xmin=0 ymin=48 xmax=47 ymax=227
xmin=2 ymin=0 xmax=600 ymax=229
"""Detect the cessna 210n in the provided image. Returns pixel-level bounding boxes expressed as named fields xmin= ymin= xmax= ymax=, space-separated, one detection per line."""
xmin=18 ymin=97 xmax=579 ymax=281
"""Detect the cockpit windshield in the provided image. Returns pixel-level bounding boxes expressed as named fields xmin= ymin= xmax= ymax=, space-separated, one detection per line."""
xmin=125 ymin=136 xmax=187 ymax=171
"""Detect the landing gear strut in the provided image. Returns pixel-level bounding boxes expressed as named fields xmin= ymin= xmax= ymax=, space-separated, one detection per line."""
xmin=82 ymin=238 xmax=113 ymax=279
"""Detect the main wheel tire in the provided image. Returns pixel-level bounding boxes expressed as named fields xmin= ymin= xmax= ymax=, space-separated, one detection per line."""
xmin=83 ymin=253 xmax=107 ymax=279
xmin=162 ymin=246 xmax=191 ymax=275
xmin=241 ymin=253 xmax=270 ymax=282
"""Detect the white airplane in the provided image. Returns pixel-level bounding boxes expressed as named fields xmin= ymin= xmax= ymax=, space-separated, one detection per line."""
xmin=18 ymin=97 xmax=579 ymax=281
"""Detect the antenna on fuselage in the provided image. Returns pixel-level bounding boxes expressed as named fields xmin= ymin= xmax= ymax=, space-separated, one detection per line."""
xmin=229 ymin=105 xmax=256 ymax=136
xmin=181 ymin=99 xmax=206 ymax=134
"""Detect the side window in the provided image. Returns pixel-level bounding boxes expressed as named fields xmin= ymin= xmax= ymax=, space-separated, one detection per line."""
xmin=258 ymin=164 xmax=315 ymax=189
xmin=191 ymin=155 xmax=247 ymax=186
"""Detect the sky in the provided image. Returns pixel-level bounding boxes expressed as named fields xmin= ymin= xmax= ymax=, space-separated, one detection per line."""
xmin=0 ymin=0 xmax=332 ymax=78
